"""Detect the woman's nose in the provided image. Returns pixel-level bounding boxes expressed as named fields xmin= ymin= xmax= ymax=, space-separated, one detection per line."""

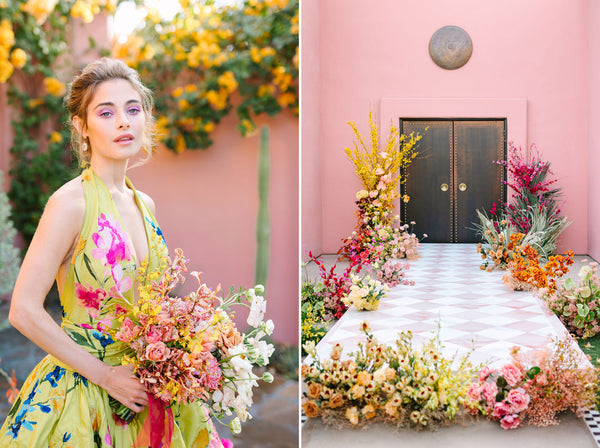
xmin=117 ymin=113 xmax=130 ymax=129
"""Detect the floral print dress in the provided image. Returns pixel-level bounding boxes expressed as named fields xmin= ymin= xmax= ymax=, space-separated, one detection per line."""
xmin=0 ymin=167 xmax=224 ymax=447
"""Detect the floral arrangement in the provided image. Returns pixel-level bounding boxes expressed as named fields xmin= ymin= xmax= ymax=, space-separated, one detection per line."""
xmin=344 ymin=110 xmax=422 ymax=227
xmin=341 ymin=274 xmax=389 ymax=311
xmin=371 ymin=259 xmax=412 ymax=288
xmin=503 ymin=243 xmax=573 ymax=292
xmin=301 ymin=280 xmax=331 ymax=356
xmin=541 ymin=262 xmax=600 ymax=338
xmin=79 ymin=215 xmax=274 ymax=436
xmin=340 ymin=219 xmax=422 ymax=266
xmin=306 ymin=251 xmax=362 ymax=320
xmin=0 ymin=360 xmax=18 ymax=405
xmin=495 ymin=143 xmax=569 ymax=255
xmin=465 ymin=336 xmax=598 ymax=428
xmin=474 ymin=209 xmax=522 ymax=270
xmin=302 ymin=322 xmax=477 ymax=429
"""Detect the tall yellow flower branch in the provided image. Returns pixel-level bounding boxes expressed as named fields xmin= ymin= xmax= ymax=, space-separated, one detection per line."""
xmin=344 ymin=110 xmax=423 ymax=223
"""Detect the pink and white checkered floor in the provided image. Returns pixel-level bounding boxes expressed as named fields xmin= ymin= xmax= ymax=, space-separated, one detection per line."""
xmin=314 ymin=243 xmax=588 ymax=369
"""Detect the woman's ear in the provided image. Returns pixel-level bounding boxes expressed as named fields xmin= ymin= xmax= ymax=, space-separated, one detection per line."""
xmin=72 ymin=116 xmax=86 ymax=138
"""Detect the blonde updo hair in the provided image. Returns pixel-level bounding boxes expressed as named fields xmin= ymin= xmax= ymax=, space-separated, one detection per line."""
xmin=66 ymin=58 xmax=156 ymax=166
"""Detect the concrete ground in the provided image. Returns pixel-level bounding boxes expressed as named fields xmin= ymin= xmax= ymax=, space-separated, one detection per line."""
xmin=0 ymin=300 xmax=299 ymax=447
xmin=302 ymin=414 xmax=597 ymax=448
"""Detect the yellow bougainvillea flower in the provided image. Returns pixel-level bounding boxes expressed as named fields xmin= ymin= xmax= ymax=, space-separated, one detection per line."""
xmin=204 ymin=122 xmax=215 ymax=133
xmin=21 ymin=0 xmax=58 ymax=25
xmin=10 ymin=48 xmax=27 ymax=69
xmin=44 ymin=77 xmax=66 ymax=97
xmin=217 ymin=71 xmax=238 ymax=93
xmin=175 ymin=134 xmax=186 ymax=153
xmin=71 ymin=0 xmax=95 ymax=23
xmin=0 ymin=19 xmax=14 ymax=49
xmin=49 ymin=131 xmax=63 ymax=143
xmin=277 ymin=91 xmax=295 ymax=107
xmin=28 ymin=98 xmax=43 ymax=108
xmin=0 ymin=59 xmax=13 ymax=84
xmin=258 ymin=84 xmax=275 ymax=97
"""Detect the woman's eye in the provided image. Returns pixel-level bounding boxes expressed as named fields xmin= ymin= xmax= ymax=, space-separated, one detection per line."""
xmin=99 ymin=110 xmax=113 ymax=118
xmin=128 ymin=107 xmax=141 ymax=115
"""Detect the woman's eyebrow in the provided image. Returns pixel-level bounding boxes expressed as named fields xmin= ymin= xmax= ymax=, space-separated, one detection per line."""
xmin=93 ymin=99 xmax=141 ymax=110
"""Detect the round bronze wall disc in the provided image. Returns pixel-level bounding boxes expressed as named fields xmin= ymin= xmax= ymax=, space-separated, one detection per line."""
xmin=429 ymin=25 xmax=473 ymax=70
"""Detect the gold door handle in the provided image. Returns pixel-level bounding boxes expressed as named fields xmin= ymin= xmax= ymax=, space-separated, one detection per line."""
xmin=440 ymin=183 xmax=448 ymax=192
xmin=459 ymin=183 xmax=467 ymax=192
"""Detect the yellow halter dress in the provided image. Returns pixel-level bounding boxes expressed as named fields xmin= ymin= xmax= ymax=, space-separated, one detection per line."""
xmin=0 ymin=167 xmax=224 ymax=447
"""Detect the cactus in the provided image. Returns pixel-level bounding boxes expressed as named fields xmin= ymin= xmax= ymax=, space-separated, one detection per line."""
xmin=255 ymin=126 xmax=270 ymax=290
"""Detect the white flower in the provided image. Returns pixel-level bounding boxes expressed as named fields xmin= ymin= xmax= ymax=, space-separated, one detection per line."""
xmin=303 ymin=340 xmax=316 ymax=356
xmin=262 ymin=372 xmax=274 ymax=383
xmin=230 ymin=417 xmax=242 ymax=434
xmin=228 ymin=344 xmax=254 ymax=374
xmin=247 ymin=291 xmax=267 ymax=327
xmin=263 ymin=319 xmax=275 ymax=335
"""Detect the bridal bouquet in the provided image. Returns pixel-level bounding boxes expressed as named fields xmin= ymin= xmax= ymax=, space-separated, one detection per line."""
xmin=77 ymin=214 xmax=274 ymax=438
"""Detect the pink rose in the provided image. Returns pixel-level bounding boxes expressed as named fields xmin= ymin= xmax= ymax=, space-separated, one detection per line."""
xmin=467 ymin=383 xmax=481 ymax=401
xmin=492 ymin=401 xmax=512 ymax=419
xmin=145 ymin=341 xmax=169 ymax=362
xmin=500 ymin=363 xmax=523 ymax=387
xmin=145 ymin=326 xmax=162 ymax=344
xmin=507 ymin=387 xmax=530 ymax=413
xmin=500 ymin=414 xmax=520 ymax=430
xmin=480 ymin=382 xmax=498 ymax=406
xmin=478 ymin=366 xmax=496 ymax=382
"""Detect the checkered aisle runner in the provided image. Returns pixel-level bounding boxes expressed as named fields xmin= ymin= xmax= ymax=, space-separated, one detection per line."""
xmin=311 ymin=243 xmax=599 ymax=443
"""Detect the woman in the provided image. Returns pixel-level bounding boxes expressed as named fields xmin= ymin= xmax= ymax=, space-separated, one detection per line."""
xmin=0 ymin=58 xmax=224 ymax=447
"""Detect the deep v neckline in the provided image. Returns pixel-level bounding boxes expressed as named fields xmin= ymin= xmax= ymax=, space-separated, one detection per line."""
xmin=90 ymin=169 xmax=151 ymax=269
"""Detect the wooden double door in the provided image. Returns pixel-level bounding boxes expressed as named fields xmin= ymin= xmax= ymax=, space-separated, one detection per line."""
xmin=400 ymin=119 xmax=506 ymax=243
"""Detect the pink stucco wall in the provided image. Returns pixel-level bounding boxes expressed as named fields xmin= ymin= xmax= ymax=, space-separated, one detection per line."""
xmin=300 ymin=0 xmax=323 ymax=259
xmin=129 ymin=111 xmax=298 ymax=344
xmin=588 ymin=1 xmax=600 ymax=261
xmin=302 ymin=0 xmax=592 ymax=256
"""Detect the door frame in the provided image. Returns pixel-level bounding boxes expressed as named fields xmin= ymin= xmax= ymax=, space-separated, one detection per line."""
xmin=399 ymin=118 xmax=507 ymax=241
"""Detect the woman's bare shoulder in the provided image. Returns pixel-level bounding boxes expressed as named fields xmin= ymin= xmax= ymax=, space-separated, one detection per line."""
xmin=45 ymin=176 xmax=86 ymax=223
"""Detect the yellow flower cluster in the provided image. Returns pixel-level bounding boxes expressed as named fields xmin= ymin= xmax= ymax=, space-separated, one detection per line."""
xmin=20 ymin=0 xmax=58 ymax=24
xmin=345 ymin=110 xmax=423 ymax=221
xmin=43 ymin=77 xmax=66 ymax=97
xmin=0 ymin=19 xmax=26 ymax=83
xmin=70 ymin=0 xmax=115 ymax=23
xmin=341 ymin=274 xmax=388 ymax=311
xmin=302 ymin=323 xmax=476 ymax=428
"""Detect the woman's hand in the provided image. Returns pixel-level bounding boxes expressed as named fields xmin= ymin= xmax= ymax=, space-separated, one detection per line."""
xmin=99 ymin=364 xmax=149 ymax=413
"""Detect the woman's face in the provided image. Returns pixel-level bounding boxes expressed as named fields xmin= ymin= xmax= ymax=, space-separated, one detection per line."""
xmin=82 ymin=78 xmax=146 ymax=164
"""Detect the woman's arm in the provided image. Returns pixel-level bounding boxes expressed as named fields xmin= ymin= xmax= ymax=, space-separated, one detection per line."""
xmin=8 ymin=182 xmax=148 ymax=412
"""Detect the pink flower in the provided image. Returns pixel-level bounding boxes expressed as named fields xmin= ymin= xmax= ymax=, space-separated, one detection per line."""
xmin=91 ymin=213 xmax=131 ymax=267
xmin=506 ymin=387 xmax=530 ymax=413
xmin=467 ymin=383 xmax=481 ymax=401
xmin=109 ymin=263 xmax=132 ymax=296
xmin=500 ymin=414 xmax=520 ymax=430
xmin=492 ymin=401 xmax=512 ymax=419
xmin=221 ymin=438 xmax=234 ymax=448
xmin=146 ymin=326 xmax=163 ymax=344
xmin=500 ymin=363 xmax=523 ymax=387
xmin=146 ymin=341 xmax=169 ymax=362
xmin=480 ymin=382 xmax=498 ymax=406
xmin=114 ymin=317 xmax=137 ymax=342
xmin=75 ymin=283 xmax=106 ymax=314
xmin=478 ymin=366 xmax=496 ymax=382
xmin=198 ymin=353 xmax=222 ymax=390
